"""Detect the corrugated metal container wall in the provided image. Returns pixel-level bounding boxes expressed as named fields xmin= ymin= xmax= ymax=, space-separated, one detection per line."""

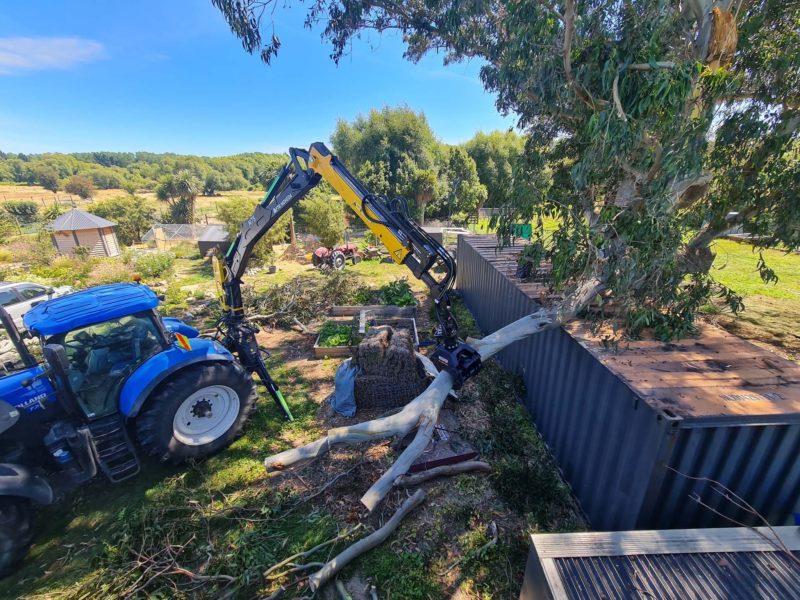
xmin=456 ymin=234 xmax=800 ymax=530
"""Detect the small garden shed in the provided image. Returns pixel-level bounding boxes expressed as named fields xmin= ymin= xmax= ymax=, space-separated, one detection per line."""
xmin=48 ymin=208 xmax=120 ymax=258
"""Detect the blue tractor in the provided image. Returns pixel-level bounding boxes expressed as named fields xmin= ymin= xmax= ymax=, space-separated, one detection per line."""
xmin=0 ymin=283 xmax=258 ymax=575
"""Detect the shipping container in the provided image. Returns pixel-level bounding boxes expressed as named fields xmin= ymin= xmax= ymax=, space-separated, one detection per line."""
xmin=456 ymin=234 xmax=800 ymax=530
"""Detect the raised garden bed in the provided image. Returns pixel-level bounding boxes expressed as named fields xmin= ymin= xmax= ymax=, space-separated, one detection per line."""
xmin=313 ymin=305 xmax=418 ymax=358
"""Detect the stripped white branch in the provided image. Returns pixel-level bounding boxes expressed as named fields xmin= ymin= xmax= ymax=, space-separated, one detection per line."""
xmin=308 ymin=490 xmax=426 ymax=592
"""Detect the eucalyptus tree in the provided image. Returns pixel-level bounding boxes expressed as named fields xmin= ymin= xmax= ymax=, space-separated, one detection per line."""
xmin=214 ymin=0 xmax=798 ymax=338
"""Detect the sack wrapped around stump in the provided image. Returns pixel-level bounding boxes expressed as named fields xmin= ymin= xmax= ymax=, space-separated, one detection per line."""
xmin=354 ymin=326 xmax=427 ymax=409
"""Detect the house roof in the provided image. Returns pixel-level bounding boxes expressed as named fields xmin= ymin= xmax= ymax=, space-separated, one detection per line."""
xmin=47 ymin=208 xmax=116 ymax=231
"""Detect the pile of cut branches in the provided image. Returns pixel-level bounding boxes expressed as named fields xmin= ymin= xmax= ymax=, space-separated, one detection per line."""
xmin=243 ymin=270 xmax=365 ymax=328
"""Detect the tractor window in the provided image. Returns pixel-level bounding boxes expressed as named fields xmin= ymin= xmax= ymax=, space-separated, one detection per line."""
xmin=52 ymin=312 xmax=165 ymax=419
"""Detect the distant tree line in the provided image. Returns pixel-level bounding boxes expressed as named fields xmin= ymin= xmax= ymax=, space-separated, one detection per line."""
xmin=0 ymin=150 xmax=288 ymax=196
xmin=1 ymin=119 xmax=524 ymax=228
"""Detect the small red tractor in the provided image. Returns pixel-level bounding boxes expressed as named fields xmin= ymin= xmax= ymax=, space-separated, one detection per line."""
xmin=311 ymin=242 xmax=363 ymax=270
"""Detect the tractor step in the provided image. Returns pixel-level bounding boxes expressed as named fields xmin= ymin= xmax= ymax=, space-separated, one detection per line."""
xmin=87 ymin=416 xmax=141 ymax=483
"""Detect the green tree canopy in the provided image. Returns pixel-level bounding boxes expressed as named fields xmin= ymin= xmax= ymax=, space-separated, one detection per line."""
xmin=92 ymin=196 xmax=157 ymax=246
xmin=442 ymin=146 xmax=487 ymax=220
xmin=64 ymin=175 xmax=96 ymax=199
xmin=464 ymin=130 xmax=524 ymax=208
xmin=217 ymin=196 xmax=292 ymax=263
xmin=331 ymin=107 xmax=437 ymax=187
xmin=156 ymin=170 xmax=201 ymax=223
xmin=297 ymin=188 xmax=347 ymax=248
xmin=215 ymin=0 xmax=800 ymax=339
xmin=32 ymin=165 xmax=59 ymax=192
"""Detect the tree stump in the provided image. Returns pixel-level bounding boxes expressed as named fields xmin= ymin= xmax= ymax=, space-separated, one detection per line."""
xmin=354 ymin=326 xmax=427 ymax=409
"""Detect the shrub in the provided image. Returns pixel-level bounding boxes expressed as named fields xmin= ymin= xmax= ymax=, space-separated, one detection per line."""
xmin=86 ymin=259 xmax=134 ymax=286
xmin=63 ymin=175 xmax=95 ymax=199
xmin=378 ymin=279 xmax=417 ymax=306
xmin=7 ymin=231 xmax=56 ymax=266
xmin=42 ymin=202 xmax=63 ymax=221
xmin=2 ymin=200 xmax=39 ymax=224
xmin=92 ymin=196 xmax=156 ymax=246
xmin=0 ymin=214 xmax=17 ymax=238
xmin=0 ymin=248 xmax=12 ymax=263
xmin=32 ymin=256 xmax=92 ymax=287
xmin=132 ymin=252 xmax=175 ymax=279
xmin=297 ymin=188 xmax=346 ymax=248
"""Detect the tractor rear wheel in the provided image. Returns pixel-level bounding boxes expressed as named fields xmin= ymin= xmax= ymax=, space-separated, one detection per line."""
xmin=331 ymin=250 xmax=346 ymax=270
xmin=0 ymin=496 xmax=33 ymax=578
xmin=136 ymin=362 xmax=257 ymax=464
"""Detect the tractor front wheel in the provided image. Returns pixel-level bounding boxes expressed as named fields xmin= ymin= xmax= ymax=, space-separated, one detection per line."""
xmin=136 ymin=362 xmax=257 ymax=464
xmin=0 ymin=496 xmax=33 ymax=578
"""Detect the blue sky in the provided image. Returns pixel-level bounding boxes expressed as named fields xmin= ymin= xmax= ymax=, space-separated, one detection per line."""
xmin=0 ymin=1 xmax=516 ymax=155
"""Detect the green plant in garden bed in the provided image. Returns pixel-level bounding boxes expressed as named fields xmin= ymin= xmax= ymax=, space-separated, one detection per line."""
xmin=317 ymin=320 xmax=352 ymax=347
xmin=378 ymin=279 xmax=417 ymax=306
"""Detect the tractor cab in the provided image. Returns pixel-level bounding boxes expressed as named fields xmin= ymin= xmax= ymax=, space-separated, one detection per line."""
xmin=23 ymin=284 xmax=168 ymax=421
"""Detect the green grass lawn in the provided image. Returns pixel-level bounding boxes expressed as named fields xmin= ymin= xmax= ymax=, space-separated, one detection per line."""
xmin=708 ymin=239 xmax=800 ymax=358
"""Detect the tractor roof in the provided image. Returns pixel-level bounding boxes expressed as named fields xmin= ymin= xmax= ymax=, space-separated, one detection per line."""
xmin=24 ymin=283 xmax=159 ymax=337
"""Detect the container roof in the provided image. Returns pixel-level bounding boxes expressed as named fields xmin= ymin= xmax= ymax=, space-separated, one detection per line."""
xmin=24 ymin=283 xmax=159 ymax=336
xmin=461 ymin=235 xmax=800 ymax=420
xmin=47 ymin=208 xmax=116 ymax=231
xmin=566 ymin=321 xmax=800 ymax=419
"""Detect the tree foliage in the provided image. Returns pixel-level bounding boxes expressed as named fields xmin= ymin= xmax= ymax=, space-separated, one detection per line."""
xmin=0 ymin=150 xmax=285 ymax=195
xmin=2 ymin=200 xmax=39 ymax=224
xmin=63 ymin=174 xmax=96 ymax=199
xmin=331 ymin=106 xmax=443 ymax=221
xmin=92 ymin=196 xmax=157 ymax=246
xmin=464 ymin=130 xmax=524 ymax=208
xmin=217 ymin=196 xmax=292 ymax=263
xmin=32 ymin=165 xmax=60 ymax=192
xmin=297 ymin=188 xmax=347 ymax=248
xmin=215 ymin=0 xmax=800 ymax=339
xmin=442 ymin=146 xmax=487 ymax=220
xmin=156 ymin=170 xmax=201 ymax=223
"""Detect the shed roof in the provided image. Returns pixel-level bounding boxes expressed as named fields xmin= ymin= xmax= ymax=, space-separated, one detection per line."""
xmin=142 ymin=224 xmax=226 ymax=242
xmin=48 ymin=208 xmax=116 ymax=231
xmin=197 ymin=224 xmax=229 ymax=242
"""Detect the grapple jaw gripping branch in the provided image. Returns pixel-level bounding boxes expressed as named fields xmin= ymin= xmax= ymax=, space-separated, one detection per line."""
xmin=213 ymin=143 xmax=482 ymax=420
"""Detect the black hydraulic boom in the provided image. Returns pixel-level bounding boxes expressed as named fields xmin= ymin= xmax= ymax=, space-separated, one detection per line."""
xmin=213 ymin=143 xmax=481 ymax=420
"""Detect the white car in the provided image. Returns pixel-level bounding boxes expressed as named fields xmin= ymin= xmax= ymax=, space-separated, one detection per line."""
xmin=0 ymin=282 xmax=74 ymax=330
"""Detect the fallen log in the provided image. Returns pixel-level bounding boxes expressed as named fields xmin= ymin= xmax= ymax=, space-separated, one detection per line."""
xmin=308 ymin=490 xmax=426 ymax=592
xmin=394 ymin=461 xmax=491 ymax=487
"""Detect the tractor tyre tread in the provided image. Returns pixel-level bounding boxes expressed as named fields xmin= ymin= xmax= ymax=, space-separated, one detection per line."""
xmin=135 ymin=362 xmax=257 ymax=465
xmin=0 ymin=496 xmax=33 ymax=578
